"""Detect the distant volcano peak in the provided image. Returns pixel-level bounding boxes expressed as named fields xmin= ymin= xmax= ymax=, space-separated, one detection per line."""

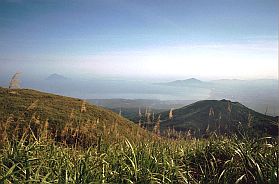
xmin=46 ymin=73 xmax=68 ymax=81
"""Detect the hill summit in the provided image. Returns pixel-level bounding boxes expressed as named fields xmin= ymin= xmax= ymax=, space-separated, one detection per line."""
xmin=158 ymin=99 xmax=278 ymax=137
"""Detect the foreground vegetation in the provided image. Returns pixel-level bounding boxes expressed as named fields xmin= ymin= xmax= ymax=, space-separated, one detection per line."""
xmin=0 ymin=87 xmax=278 ymax=183
xmin=0 ymin=127 xmax=278 ymax=183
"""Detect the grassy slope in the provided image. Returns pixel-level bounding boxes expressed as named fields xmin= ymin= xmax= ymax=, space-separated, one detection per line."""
xmin=0 ymin=87 xmax=149 ymax=143
xmin=159 ymin=100 xmax=278 ymax=136
xmin=0 ymin=88 xmax=278 ymax=183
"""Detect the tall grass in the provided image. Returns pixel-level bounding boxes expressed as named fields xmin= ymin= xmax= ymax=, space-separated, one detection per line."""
xmin=0 ymin=124 xmax=278 ymax=183
xmin=0 ymin=100 xmax=278 ymax=183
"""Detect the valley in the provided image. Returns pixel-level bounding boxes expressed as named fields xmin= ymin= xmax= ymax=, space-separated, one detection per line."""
xmin=1 ymin=0 xmax=278 ymax=182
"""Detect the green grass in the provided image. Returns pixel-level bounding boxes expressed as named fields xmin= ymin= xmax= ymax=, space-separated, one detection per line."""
xmin=0 ymin=87 xmax=278 ymax=183
xmin=0 ymin=132 xmax=278 ymax=183
xmin=158 ymin=99 xmax=278 ymax=137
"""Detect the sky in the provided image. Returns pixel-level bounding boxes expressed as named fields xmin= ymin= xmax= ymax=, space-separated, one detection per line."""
xmin=0 ymin=0 xmax=278 ymax=80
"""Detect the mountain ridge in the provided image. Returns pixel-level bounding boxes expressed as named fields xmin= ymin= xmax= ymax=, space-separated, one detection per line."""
xmin=154 ymin=78 xmax=205 ymax=87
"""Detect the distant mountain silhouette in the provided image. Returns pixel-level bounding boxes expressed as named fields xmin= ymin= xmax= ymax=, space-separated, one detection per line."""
xmin=155 ymin=78 xmax=207 ymax=87
xmin=46 ymin=73 xmax=68 ymax=81
xmin=158 ymin=99 xmax=278 ymax=137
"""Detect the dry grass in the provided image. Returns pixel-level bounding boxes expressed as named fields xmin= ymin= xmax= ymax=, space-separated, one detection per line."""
xmin=0 ymin=87 xmax=278 ymax=183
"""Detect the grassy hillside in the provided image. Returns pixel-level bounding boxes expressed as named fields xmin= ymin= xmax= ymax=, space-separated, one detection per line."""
xmin=158 ymin=99 xmax=278 ymax=137
xmin=0 ymin=87 xmax=278 ymax=183
xmin=0 ymin=87 xmax=149 ymax=146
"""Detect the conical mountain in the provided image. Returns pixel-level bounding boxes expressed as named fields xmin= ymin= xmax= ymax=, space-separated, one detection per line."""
xmin=46 ymin=73 xmax=68 ymax=81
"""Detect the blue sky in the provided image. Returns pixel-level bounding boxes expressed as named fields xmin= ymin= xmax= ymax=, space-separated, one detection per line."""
xmin=0 ymin=0 xmax=278 ymax=80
